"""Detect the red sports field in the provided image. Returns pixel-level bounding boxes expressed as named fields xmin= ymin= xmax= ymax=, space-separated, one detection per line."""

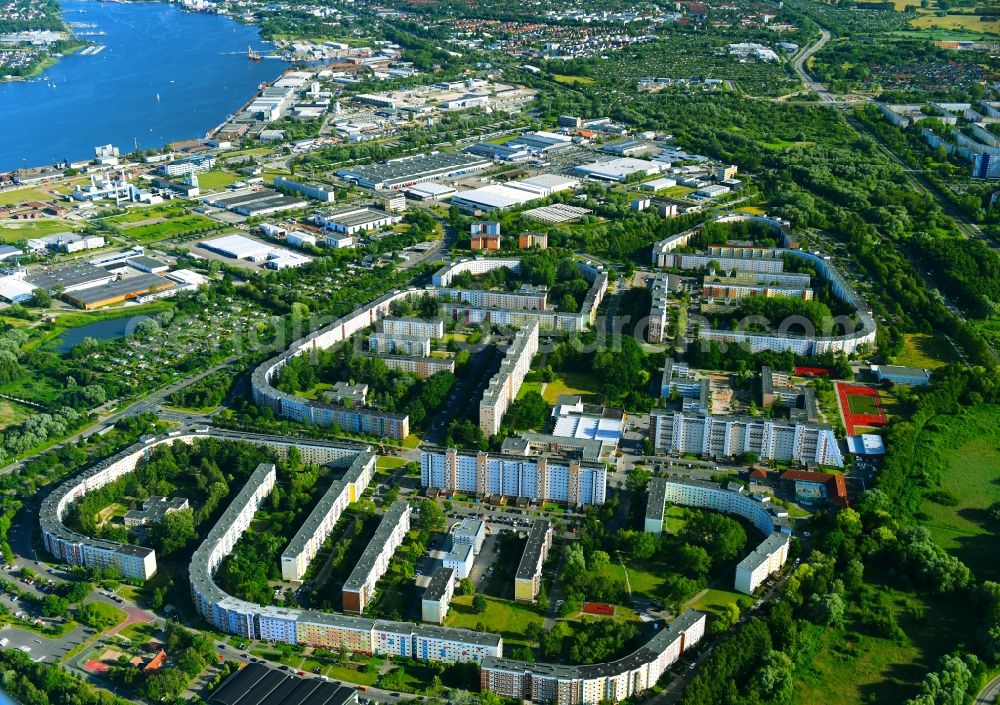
xmin=795 ymin=366 xmax=830 ymax=377
xmin=583 ymin=602 xmax=615 ymax=616
xmin=837 ymin=383 xmax=886 ymax=435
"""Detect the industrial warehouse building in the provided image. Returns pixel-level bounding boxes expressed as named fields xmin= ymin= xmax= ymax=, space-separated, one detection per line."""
xmin=337 ymin=152 xmax=492 ymax=190
xmin=313 ymin=207 xmax=402 ymax=234
xmin=207 ymin=189 xmax=308 ymax=217
xmin=64 ymin=273 xmax=176 ymax=309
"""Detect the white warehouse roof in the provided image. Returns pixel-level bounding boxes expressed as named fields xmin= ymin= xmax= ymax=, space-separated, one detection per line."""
xmin=200 ymin=234 xmax=274 ymax=260
xmin=451 ymin=183 xmax=542 ymax=210
xmin=520 ymin=174 xmax=579 ymax=193
xmin=0 ymin=276 xmax=37 ymax=303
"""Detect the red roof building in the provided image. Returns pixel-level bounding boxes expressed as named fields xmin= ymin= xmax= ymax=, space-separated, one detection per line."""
xmin=779 ymin=470 xmax=849 ymax=508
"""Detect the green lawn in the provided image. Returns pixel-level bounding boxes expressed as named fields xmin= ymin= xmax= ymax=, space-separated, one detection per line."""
xmin=0 ymin=399 xmax=34 ymax=430
xmin=105 ymin=203 xmax=187 ymax=224
xmin=600 ymin=560 xmax=667 ymax=601
xmin=541 ymin=370 xmax=601 ymax=404
xmin=0 ymin=220 xmax=77 ymax=242
xmin=197 ymin=170 xmax=240 ymax=191
xmin=118 ymin=622 xmax=159 ymax=643
xmin=0 ymin=187 xmax=53 ymax=205
xmin=917 ymin=405 xmax=1000 ymax=580
xmin=120 ymin=214 xmax=219 ymax=242
xmin=80 ymin=601 xmax=128 ymax=630
xmin=517 ymin=380 xmax=544 ymax=400
xmin=792 ymin=587 xmax=979 ymax=705
xmin=846 ymin=394 xmax=879 ymax=415
xmin=293 ymin=383 xmax=335 ymax=400
xmin=684 ymin=588 xmax=753 ymax=618
xmin=376 ymin=456 xmax=409 ymax=472
xmin=445 ymin=595 xmax=544 ymax=648
xmin=553 ymin=74 xmax=596 ymax=85
xmin=894 ymin=333 xmax=956 ymax=370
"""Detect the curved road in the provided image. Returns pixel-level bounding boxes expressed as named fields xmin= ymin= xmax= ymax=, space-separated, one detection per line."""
xmin=977 ymin=675 xmax=1000 ymax=705
xmin=791 ymin=28 xmax=833 ymax=103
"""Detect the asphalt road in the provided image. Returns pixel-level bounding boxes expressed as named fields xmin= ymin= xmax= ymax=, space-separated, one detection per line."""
xmin=977 ymin=675 xmax=1000 ymax=705
xmin=790 ymin=29 xmax=834 ymax=103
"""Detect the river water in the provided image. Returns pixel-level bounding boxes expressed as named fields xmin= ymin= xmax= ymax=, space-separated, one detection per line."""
xmin=0 ymin=0 xmax=288 ymax=171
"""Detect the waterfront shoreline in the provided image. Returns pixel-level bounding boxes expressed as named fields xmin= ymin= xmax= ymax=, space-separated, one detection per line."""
xmin=0 ymin=0 xmax=288 ymax=172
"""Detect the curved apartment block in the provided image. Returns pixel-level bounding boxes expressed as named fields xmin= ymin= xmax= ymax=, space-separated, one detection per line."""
xmin=644 ymin=477 xmax=792 ymax=594
xmin=481 ymin=609 xmax=706 ymax=705
xmin=40 ymin=429 xmax=366 ymax=581
xmin=250 ymin=258 xmax=608 ymax=438
xmin=651 ymin=214 xmax=876 ymax=355
xmin=189 ymin=458 xmax=502 ymax=663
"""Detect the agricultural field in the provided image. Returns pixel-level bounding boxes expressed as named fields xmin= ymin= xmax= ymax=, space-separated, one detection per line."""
xmin=908 ymin=12 xmax=999 ymax=35
xmin=916 ymin=405 xmax=1000 ymax=581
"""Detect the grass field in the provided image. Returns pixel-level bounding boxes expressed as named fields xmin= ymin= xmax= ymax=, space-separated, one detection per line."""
xmin=541 ymin=370 xmax=601 ymax=404
xmin=658 ymin=185 xmax=696 ymax=199
xmin=81 ymin=601 xmax=128 ymax=630
xmin=684 ymin=588 xmax=753 ymax=618
xmin=0 ymin=187 xmax=53 ymax=206
xmin=917 ymin=405 xmax=1000 ymax=580
xmin=600 ymin=560 xmax=667 ymax=601
xmin=846 ymin=394 xmax=879 ymax=415
xmin=895 ymin=333 xmax=958 ymax=369
xmin=197 ymin=170 xmax=240 ymax=191
xmin=517 ymin=380 xmax=544 ymax=400
xmin=376 ymin=456 xmax=409 ymax=473
xmin=446 ymin=595 xmax=543 ymax=647
xmin=909 ymin=13 xmax=999 ymax=34
xmin=0 ymin=399 xmax=34 ymax=430
xmin=553 ymin=74 xmax=596 ymax=85
xmin=0 ymin=220 xmax=78 ymax=242
xmin=106 ymin=203 xmax=187 ymax=224
xmin=118 ymin=622 xmax=158 ymax=643
xmin=120 ymin=214 xmax=219 ymax=242
xmin=760 ymin=139 xmax=813 ymax=150
xmin=792 ymin=587 xmax=978 ymax=705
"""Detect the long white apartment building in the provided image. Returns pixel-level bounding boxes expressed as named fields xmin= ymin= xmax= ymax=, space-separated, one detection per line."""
xmin=382 ymin=317 xmax=444 ymax=339
xmin=514 ymin=519 xmax=552 ymax=603
xmin=736 ymin=533 xmax=790 ymax=595
xmin=422 ymin=566 xmax=456 ymax=624
xmin=190 ymin=462 xmax=278 ymax=636
xmin=480 ymin=321 xmax=539 ymax=436
xmin=281 ymin=452 xmax=376 ymax=581
xmin=439 ymin=285 xmax=548 ymax=311
xmin=369 ymin=332 xmax=432 ymax=357
xmin=648 ymin=274 xmax=671 ymax=343
xmin=189 ymin=462 xmax=500 ymax=662
xmin=481 ymin=610 xmax=706 ymax=705
xmin=41 ymin=429 xmax=365 ymax=581
xmin=650 ymin=410 xmax=843 ymax=467
xmin=432 ymin=258 xmax=524 ymax=287
xmin=342 ymin=501 xmax=412 ymax=614
xmin=644 ymin=477 xmax=791 ymax=594
xmin=420 ymin=447 xmax=607 ymax=507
